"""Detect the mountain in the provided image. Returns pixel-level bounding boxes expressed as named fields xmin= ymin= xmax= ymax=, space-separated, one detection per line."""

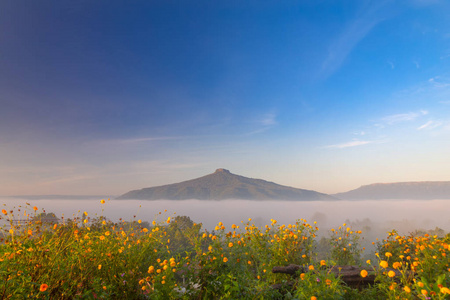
xmin=333 ymin=181 xmax=450 ymax=200
xmin=118 ymin=168 xmax=335 ymax=201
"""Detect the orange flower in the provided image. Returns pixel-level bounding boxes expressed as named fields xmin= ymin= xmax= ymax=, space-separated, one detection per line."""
xmin=33 ymin=206 xmax=38 ymax=211
xmin=223 ymin=257 xmax=228 ymax=263
xmin=1 ymin=209 xmax=6 ymax=215
xmin=388 ymin=270 xmax=395 ymax=278
xmin=380 ymin=260 xmax=388 ymax=268
xmin=100 ymin=199 xmax=105 ymax=204
xmin=311 ymin=297 xmax=317 ymax=300
xmin=360 ymin=270 xmax=368 ymax=278
xmin=40 ymin=284 xmax=48 ymax=292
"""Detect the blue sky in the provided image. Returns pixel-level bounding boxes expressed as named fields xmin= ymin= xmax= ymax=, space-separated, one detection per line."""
xmin=1 ymin=0 xmax=450 ymax=196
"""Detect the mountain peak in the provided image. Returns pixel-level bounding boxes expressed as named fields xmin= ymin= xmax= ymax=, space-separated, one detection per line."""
xmin=118 ymin=169 xmax=335 ymax=201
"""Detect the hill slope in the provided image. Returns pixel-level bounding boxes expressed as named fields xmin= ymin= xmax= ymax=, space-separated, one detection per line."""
xmin=333 ymin=181 xmax=450 ymax=200
xmin=118 ymin=168 xmax=335 ymax=201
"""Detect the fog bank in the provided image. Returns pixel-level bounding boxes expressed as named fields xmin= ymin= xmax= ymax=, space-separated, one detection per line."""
xmin=2 ymin=198 xmax=449 ymax=240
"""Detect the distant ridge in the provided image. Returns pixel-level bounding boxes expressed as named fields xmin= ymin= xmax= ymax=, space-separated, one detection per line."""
xmin=118 ymin=168 xmax=335 ymax=201
xmin=333 ymin=181 xmax=450 ymax=200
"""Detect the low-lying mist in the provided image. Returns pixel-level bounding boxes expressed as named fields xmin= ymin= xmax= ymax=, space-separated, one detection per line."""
xmin=2 ymin=198 xmax=450 ymax=247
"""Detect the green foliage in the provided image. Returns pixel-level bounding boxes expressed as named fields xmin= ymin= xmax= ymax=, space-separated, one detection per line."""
xmin=1 ymin=202 xmax=450 ymax=299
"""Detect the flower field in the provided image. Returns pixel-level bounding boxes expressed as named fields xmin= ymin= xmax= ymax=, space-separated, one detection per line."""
xmin=1 ymin=200 xmax=450 ymax=299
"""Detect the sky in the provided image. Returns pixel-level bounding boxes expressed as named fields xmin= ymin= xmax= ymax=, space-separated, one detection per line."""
xmin=1 ymin=0 xmax=450 ymax=196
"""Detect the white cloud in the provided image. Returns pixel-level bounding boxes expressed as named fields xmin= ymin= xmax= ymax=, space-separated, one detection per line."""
xmin=417 ymin=120 xmax=443 ymax=130
xmin=243 ymin=113 xmax=278 ymax=136
xmin=319 ymin=1 xmax=391 ymax=79
xmin=258 ymin=113 xmax=277 ymax=126
xmin=381 ymin=110 xmax=428 ymax=125
xmin=324 ymin=140 xmax=374 ymax=149
xmin=97 ymin=136 xmax=183 ymax=146
xmin=353 ymin=131 xmax=366 ymax=136
xmin=428 ymin=76 xmax=450 ymax=88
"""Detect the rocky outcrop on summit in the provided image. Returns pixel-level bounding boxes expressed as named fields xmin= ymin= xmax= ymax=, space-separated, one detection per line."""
xmin=333 ymin=181 xmax=450 ymax=200
xmin=118 ymin=169 xmax=335 ymax=201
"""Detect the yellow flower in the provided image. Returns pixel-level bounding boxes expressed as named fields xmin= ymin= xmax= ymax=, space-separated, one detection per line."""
xmin=228 ymin=242 xmax=233 ymax=248
xmin=320 ymin=260 xmax=326 ymax=266
xmin=360 ymin=270 xmax=368 ymax=278
xmin=98 ymin=264 xmax=102 ymax=270
xmin=148 ymin=266 xmax=154 ymax=273
xmin=440 ymin=287 xmax=450 ymax=294
xmin=308 ymin=265 xmax=314 ymax=271
xmin=223 ymin=257 xmax=228 ymax=263
xmin=421 ymin=289 xmax=428 ymax=296
xmin=403 ymin=286 xmax=411 ymax=293
xmin=84 ymin=211 xmax=88 ymax=216
xmin=105 ymin=231 xmax=110 ymax=236
xmin=366 ymin=259 xmax=371 ymax=265
xmin=100 ymin=199 xmax=105 ymax=204
xmin=388 ymin=270 xmax=395 ymax=278
xmin=385 ymin=252 xmax=392 ymax=258
xmin=380 ymin=260 xmax=388 ymax=268
xmin=39 ymin=284 xmax=48 ymax=292
xmin=418 ymin=282 xmax=424 ymax=288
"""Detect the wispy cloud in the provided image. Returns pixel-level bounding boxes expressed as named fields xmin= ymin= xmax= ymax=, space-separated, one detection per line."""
xmin=243 ymin=113 xmax=278 ymax=136
xmin=98 ymin=136 xmax=184 ymax=146
xmin=353 ymin=131 xmax=366 ymax=136
xmin=428 ymin=76 xmax=450 ymax=88
xmin=319 ymin=1 xmax=391 ymax=79
xmin=381 ymin=110 xmax=428 ymax=125
xmin=324 ymin=140 xmax=375 ymax=149
xmin=258 ymin=113 xmax=277 ymax=126
xmin=417 ymin=120 xmax=443 ymax=130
